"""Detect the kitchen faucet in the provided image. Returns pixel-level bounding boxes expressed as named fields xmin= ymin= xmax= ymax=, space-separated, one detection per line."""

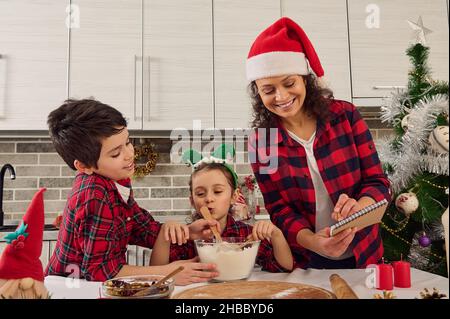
xmin=0 ymin=164 xmax=16 ymax=228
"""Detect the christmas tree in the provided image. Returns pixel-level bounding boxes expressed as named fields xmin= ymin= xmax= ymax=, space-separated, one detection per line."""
xmin=378 ymin=38 xmax=449 ymax=276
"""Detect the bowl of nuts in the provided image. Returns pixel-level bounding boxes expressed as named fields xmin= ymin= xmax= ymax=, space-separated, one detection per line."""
xmin=102 ymin=275 xmax=174 ymax=299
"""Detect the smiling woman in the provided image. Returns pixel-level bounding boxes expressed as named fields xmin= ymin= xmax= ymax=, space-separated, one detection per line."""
xmin=246 ymin=17 xmax=391 ymax=270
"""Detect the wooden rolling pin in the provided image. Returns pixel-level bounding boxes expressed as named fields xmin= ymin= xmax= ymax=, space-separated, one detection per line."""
xmin=329 ymin=274 xmax=359 ymax=299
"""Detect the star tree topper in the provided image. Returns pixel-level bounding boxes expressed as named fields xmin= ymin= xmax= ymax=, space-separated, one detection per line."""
xmin=407 ymin=16 xmax=433 ymax=45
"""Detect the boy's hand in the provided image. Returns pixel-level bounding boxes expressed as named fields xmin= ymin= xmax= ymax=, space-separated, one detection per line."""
xmin=188 ymin=219 xmax=221 ymax=240
xmin=249 ymin=220 xmax=282 ymax=242
xmin=169 ymin=257 xmax=219 ymax=285
xmin=162 ymin=221 xmax=189 ymax=245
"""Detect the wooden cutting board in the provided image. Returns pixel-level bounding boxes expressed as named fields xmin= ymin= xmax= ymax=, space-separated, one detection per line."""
xmin=172 ymin=281 xmax=336 ymax=299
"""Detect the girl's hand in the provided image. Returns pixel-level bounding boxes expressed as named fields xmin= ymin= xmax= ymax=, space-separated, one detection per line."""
xmin=162 ymin=221 xmax=189 ymax=245
xmin=313 ymin=227 xmax=357 ymax=258
xmin=188 ymin=219 xmax=221 ymax=240
xmin=331 ymin=194 xmax=363 ymax=221
xmin=250 ymin=220 xmax=282 ymax=242
xmin=169 ymin=257 xmax=219 ymax=285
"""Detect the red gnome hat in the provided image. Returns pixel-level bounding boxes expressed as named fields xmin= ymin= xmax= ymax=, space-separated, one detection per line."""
xmin=246 ymin=17 xmax=324 ymax=83
xmin=0 ymin=188 xmax=46 ymax=281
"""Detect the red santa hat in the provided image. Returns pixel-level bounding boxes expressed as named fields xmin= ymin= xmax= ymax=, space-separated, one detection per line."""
xmin=246 ymin=17 xmax=324 ymax=83
xmin=0 ymin=188 xmax=46 ymax=282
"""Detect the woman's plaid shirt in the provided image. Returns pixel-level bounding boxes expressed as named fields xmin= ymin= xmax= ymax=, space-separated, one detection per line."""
xmin=249 ymin=99 xmax=392 ymax=269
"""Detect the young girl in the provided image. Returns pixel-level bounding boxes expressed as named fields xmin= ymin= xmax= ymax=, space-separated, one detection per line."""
xmin=150 ymin=158 xmax=294 ymax=273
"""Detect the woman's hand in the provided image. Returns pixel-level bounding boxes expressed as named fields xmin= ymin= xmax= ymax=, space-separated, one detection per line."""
xmin=169 ymin=257 xmax=219 ymax=286
xmin=188 ymin=219 xmax=221 ymax=240
xmin=249 ymin=220 xmax=282 ymax=242
xmin=331 ymin=194 xmax=363 ymax=221
xmin=312 ymin=227 xmax=357 ymax=258
xmin=161 ymin=221 xmax=189 ymax=245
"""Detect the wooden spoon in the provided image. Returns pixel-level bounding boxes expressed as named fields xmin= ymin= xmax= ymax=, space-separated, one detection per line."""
xmin=132 ymin=266 xmax=184 ymax=297
xmin=237 ymin=236 xmax=254 ymax=250
xmin=199 ymin=206 xmax=222 ymax=243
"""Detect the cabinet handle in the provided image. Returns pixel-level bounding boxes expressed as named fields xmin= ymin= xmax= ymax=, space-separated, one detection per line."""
xmin=0 ymin=54 xmax=5 ymax=117
xmin=133 ymin=55 xmax=137 ymax=121
xmin=147 ymin=56 xmax=151 ymax=122
xmin=373 ymin=85 xmax=406 ymax=90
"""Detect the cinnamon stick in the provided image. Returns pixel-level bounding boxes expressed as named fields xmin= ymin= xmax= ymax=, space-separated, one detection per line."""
xmin=329 ymin=274 xmax=359 ymax=299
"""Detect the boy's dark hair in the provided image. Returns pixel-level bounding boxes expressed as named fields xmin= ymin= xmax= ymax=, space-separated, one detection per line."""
xmin=248 ymin=74 xmax=333 ymax=128
xmin=189 ymin=163 xmax=236 ymax=194
xmin=47 ymin=98 xmax=128 ymax=170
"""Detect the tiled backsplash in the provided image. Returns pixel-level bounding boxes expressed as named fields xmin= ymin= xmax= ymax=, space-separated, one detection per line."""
xmin=0 ymin=108 xmax=393 ymax=224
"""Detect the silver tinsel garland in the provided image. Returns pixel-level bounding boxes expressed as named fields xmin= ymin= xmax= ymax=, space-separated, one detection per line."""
xmin=379 ymin=94 xmax=449 ymax=193
xmin=380 ymin=89 xmax=410 ymax=125
xmin=408 ymin=232 xmax=432 ymax=270
xmin=408 ymin=231 xmax=446 ymax=273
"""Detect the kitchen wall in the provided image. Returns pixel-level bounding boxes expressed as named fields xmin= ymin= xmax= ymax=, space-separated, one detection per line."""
xmin=0 ymin=107 xmax=393 ymax=225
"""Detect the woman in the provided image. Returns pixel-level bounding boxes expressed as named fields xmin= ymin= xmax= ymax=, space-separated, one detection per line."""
xmin=246 ymin=17 xmax=391 ymax=269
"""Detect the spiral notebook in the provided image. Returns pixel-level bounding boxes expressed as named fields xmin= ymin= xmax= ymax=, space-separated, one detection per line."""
xmin=329 ymin=199 xmax=388 ymax=236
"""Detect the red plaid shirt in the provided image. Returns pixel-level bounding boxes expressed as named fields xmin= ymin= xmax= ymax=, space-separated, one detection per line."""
xmin=45 ymin=173 xmax=161 ymax=281
xmin=249 ymin=100 xmax=391 ymax=269
xmin=168 ymin=215 xmax=290 ymax=272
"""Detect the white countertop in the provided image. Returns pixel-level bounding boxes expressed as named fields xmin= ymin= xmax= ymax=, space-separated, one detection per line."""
xmin=44 ymin=267 xmax=449 ymax=299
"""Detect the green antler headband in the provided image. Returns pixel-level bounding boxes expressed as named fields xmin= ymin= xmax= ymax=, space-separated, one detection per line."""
xmin=182 ymin=143 xmax=239 ymax=188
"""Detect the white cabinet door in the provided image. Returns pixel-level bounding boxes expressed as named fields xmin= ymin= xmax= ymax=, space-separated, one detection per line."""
xmin=69 ymin=0 xmax=142 ymax=130
xmin=214 ymin=0 xmax=280 ymax=129
xmin=143 ymin=0 xmax=213 ymax=130
xmin=348 ymin=0 xmax=449 ymax=99
xmin=0 ymin=0 xmax=68 ymax=130
xmin=282 ymin=0 xmax=351 ymax=102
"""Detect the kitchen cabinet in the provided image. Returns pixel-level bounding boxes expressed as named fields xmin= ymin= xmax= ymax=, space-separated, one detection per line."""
xmin=70 ymin=0 xmax=213 ymax=131
xmin=348 ymin=0 xmax=449 ymax=100
xmin=0 ymin=0 xmax=68 ymax=130
xmin=282 ymin=0 xmax=352 ymax=102
xmin=213 ymin=0 xmax=280 ymax=129
xmin=142 ymin=0 xmax=213 ymax=130
xmin=69 ymin=0 xmax=142 ymax=129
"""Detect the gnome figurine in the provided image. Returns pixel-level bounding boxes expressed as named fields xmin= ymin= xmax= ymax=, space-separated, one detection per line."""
xmin=0 ymin=188 xmax=49 ymax=299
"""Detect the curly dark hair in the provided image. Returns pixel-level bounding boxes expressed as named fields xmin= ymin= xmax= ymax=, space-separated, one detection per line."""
xmin=248 ymin=74 xmax=334 ymax=128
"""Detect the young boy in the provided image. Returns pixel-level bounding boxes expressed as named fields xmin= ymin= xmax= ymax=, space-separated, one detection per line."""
xmin=45 ymin=99 xmax=219 ymax=284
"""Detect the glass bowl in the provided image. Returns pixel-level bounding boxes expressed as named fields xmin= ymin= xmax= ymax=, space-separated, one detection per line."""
xmin=102 ymin=275 xmax=174 ymax=299
xmin=194 ymin=237 xmax=261 ymax=282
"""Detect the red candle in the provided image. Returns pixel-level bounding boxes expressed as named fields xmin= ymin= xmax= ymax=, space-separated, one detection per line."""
xmin=376 ymin=260 xmax=393 ymax=290
xmin=393 ymin=258 xmax=411 ymax=288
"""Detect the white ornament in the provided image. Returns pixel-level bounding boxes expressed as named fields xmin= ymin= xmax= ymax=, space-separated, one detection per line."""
xmin=395 ymin=192 xmax=419 ymax=215
xmin=428 ymin=126 xmax=449 ymax=154
xmin=401 ymin=114 xmax=411 ymax=131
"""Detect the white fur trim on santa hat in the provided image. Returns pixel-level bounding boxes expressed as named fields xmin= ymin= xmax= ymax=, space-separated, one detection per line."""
xmin=246 ymin=51 xmax=309 ymax=82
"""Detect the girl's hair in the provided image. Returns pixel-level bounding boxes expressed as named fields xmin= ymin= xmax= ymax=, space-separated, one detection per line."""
xmin=248 ymin=74 xmax=334 ymax=128
xmin=188 ymin=163 xmax=237 ymax=194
